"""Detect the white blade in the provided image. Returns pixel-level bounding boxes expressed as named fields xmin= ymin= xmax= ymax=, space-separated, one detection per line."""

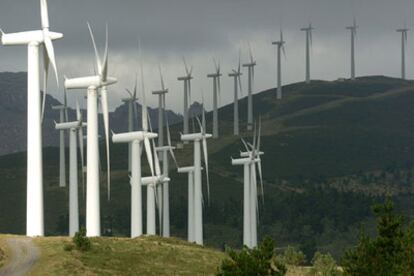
xmin=43 ymin=33 xmax=59 ymax=87
xmin=166 ymin=115 xmax=178 ymax=168
xmin=40 ymin=0 xmax=50 ymax=29
xmin=148 ymin=113 xmax=161 ymax=176
xmin=158 ymin=64 xmax=165 ymax=90
xmin=101 ymin=24 xmax=109 ymax=81
xmin=41 ymin=46 xmax=49 ymax=123
xmin=144 ymin=137 xmax=155 ymax=177
xmin=63 ymin=87 xmax=69 ymax=121
xmin=77 ymin=101 xmax=85 ymax=197
xmin=257 ymin=117 xmax=264 ymax=204
xmin=202 ymin=137 xmax=210 ymax=205
xmin=100 ymin=88 xmax=111 ymax=201
xmin=238 ymin=75 xmax=243 ymax=96
xmin=87 ymin=22 xmax=102 ymax=74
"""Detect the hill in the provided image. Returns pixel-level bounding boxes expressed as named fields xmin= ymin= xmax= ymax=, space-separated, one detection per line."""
xmin=1 ymin=75 xmax=414 ymax=260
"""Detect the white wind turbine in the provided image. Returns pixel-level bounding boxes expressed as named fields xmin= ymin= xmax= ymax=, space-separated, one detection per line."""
xmin=232 ymin=121 xmax=264 ymax=248
xmin=397 ymin=25 xmax=409 ymax=80
xmin=228 ymin=52 xmax=243 ymax=136
xmin=180 ymin=103 xmax=212 ymax=245
xmin=243 ymin=46 xmax=256 ymax=131
xmin=272 ymin=30 xmax=286 ymax=99
xmin=177 ymin=59 xmax=193 ymax=139
xmin=1 ymin=0 xmax=63 ymax=237
xmin=300 ymin=23 xmax=314 ymax=84
xmin=207 ymin=59 xmax=222 ymax=138
xmin=346 ymin=18 xmax=358 ymax=80
xmin=64 ymin=23 xmax=116 ymax=237
xmin=55 ymin=102 xmax=86 ymax=236
xmin=122 ymin=77 xmax=139 ymax=172
xmin=112 ymin=46 xmax=159 ymax=238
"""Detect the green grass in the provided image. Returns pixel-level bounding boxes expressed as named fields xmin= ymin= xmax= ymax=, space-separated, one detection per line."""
xmin=30 ymin=236 xmax=225 ymax=275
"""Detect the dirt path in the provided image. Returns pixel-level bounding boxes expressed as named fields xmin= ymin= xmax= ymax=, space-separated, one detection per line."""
xmin=0 ymin=238 xmax=39 ymax=276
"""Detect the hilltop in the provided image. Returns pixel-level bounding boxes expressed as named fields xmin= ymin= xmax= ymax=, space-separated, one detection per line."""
xmin=1 ymin=75 xmax=414 ymax=260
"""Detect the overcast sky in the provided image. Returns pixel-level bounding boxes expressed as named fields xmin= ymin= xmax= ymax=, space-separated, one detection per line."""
xmin=0 ymin=0 xmax=413 ymax=113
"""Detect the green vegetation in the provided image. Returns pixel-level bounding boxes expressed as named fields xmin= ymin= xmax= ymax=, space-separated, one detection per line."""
xmin=31 ymin=236 xmax=225 ymax=275
xmin=73 ymin=228 xmax=91 ymax=252
xmin=0 ymin=239 xmax=6 ymax=268
xmin=309 ymin=252 xmax=341 ymax=276
xmin=342 ymin=200 xmax=414 ymax=275
xmin=276 ymin=246 xmax=306 ymax=266
xmin=217 ymin=237 xmax=287 ymax=276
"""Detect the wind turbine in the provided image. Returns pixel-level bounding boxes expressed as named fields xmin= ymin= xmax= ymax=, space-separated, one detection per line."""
xmin=155 ymin=116 xmax=178 ymax=237
xmin=207 ymin=59 xmax=222 ymax=138
xmin=272 ymin=30 xmax=286 ymax=99
xmin=300 ymin=23 xmax=314 ymax=84
xmin=229 ymin=52 xmax=243 ymax=136
xmin=64 ymin=23 xmax=116 ymax=237
xmin=52 ymin=98 xmax=68 ymax=187
xmin=1 ymin=0 xmax=63 ymax=237
xmin=346 ymin=18 xmax=358 ymax=80
xmin=55 ymin=102 xmax=86 ymax=236
xmin=243 ymin=46 xmax=256 ymax=131
xmin=232 ymin=122 xmax=264 ymax=248
xmin=122 ymin=76 xmax=139 ymax=172
xmin=180 ymin=106 xmax=212 ymax=245
xmin=177 ymin=59 xmax=193 ymax=140
xmin=397 ymin=25 xmax=409 ymax=80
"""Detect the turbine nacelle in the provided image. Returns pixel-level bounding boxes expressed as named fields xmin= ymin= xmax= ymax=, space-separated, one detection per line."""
xmin=232 ymin=157 xmax=260 ymax=166
xmin=152 ymin=89 xmax=168 ymax=95
xmin=177 ymin=76 xmax=193 ymax=81
xmin=64 ymin=76 xmax=117 ymax=90
xmin=141 ymin=176 xmax=171 ymax=186
xmin=112 ymin=131 xmax=158 ymax=144
xmin=55 ymin=120 xmax=84 ymax=130
xmin=1 ymin=30 xmax=63 ymax=46
xmin=181 ymin=133 xmax=212 ymax=142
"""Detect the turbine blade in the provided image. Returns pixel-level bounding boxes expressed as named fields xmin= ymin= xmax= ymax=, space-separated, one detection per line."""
xmin=144 ymin=137 xmax=155 ymax=177
xmin=202 ymin=137 xmax=210 ymax=205
xmin=183 ymin=57 xmax=189 ymax=75
xmin=101 ymin=24 xmax=109 ymax=81
xmin=100 ymin=88 xmax=111 ymax=201
xmin=166 ymin=115 xmax=178 ymax=168
xmin=43 ymin=34 xmax=59 ymax=87
xmin=63 ymin=87 xmax=68 ymax=121
xmin=87 ymin=22 xmax=102 ymax=74
xmin=40 ymin=0 xmax=50 ymax=29
xmin=158 ymin=64 xmax=165 ymax=90
xmin=41 ymin=46 xmax=49 ymax=123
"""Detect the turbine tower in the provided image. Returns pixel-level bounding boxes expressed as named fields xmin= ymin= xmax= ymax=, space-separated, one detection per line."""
xmin=122 ymin=77 xmax=138 ymax=172
xmin=243 ymin=47 xmax=256 ymax=131
xmin=177 ymin=59 xmax=193 ymax=139
xmin=228 ymin=53 xmax=243 ymax=136
xmin=207 ymin=59 xmax=222 ymax=138
xmin=1 ymin=0 xmax=63 ymax=236
xmin=272 ymin=30 xmax=286 ymax=99
xmin=300 ymin=23 xmax=314 ymax=84
xmin=177 ymin=166 xmax=196 ymax=242
xmin=55 ymin=102 xmax=86 ymax=236
xmin=180 ymin=109 xmax=211 ymax=245
xmin=397 ymin=26 xmax=409 ymax=80
xmin=346 ymin=18 xmax=358 ymax=80
xmin=52 ymin=102 xmax=68 ymax=188
xmin=64 ymin=23 xmax=116 ymax=237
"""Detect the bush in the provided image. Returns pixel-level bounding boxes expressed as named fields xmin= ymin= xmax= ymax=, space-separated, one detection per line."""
xmin=341 ymin=199 xmax=414 ymax=275
xmin=216 ymin=237 xmax=287 ymax=276
xmin=277 ymin=246 xmax=306 ymax=266
xmin=63 ymin=243 xmax=74 ymax=252
xmin=73 ymin=227 xmax=91 ymax=252
xmin=310 ymin=251 xmax=341 ymax=276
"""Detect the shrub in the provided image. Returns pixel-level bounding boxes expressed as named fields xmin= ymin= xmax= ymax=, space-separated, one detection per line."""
xmin=310 ymin=251 xmax=341 ymax=276
xmin=277 ymin=246 xmax=306 ymax=266
xmin=73 ymin=227 xmax=91 ymax=252
xmin=63 ymin=243 xmax=74 ymax=252
xmin=342 ymin=199 xmax=414 ymax=275
xmin=216 ymin=237 xmax=287 ymax=276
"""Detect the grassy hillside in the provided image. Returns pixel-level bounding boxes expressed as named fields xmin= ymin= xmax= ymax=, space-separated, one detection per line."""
xmin=2 ymin=76 xmax=414 ymax=260
xmin=29 ymin=236 xmax=225 ymax=275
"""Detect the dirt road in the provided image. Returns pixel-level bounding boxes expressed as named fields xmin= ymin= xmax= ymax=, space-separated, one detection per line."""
xmin=0 ymin=238 xmax=39 ymax=276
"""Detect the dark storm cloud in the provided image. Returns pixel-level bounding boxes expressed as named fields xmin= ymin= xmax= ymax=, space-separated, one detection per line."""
xmin=1 ymin=0 xmax=414 ymax=111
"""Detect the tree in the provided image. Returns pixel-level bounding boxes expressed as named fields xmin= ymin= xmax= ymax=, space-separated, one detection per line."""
xmin=217 ymin=237 xmax=287 ymax=276
xmin=342 ymin=199 xmax=414 ymax=275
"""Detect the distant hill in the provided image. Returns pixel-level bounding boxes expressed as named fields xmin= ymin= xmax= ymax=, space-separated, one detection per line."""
xmin=2 ymin=75 xmax=414 ymax=260
xmin=0 ymin=72 xmax=183 ymax=155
